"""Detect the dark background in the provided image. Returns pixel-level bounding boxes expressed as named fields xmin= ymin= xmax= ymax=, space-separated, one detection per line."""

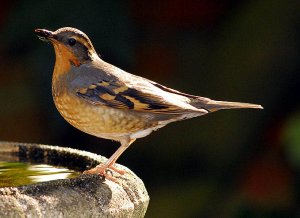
xmin=1 ymin=1 xmax=299 ymax=217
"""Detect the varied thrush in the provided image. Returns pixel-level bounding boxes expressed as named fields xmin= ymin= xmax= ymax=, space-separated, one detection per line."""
xmin=35 ymin=27 xmax=263 ymax=181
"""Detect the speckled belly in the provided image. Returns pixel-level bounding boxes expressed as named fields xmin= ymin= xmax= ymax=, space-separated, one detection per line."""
xmin=53 ymin=93 xmax=156 ymax=140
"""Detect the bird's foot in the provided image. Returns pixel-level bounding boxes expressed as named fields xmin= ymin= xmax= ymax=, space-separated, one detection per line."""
xmin=109 ymin=164 xmax=126 ymax=175
xmin=83 ymin=163 xmax=125 ymax=181
xmin=83 ymin=164 xmax=116 ymax=181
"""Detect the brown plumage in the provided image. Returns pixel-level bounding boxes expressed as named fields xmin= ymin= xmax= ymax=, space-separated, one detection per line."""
xmin=35 ymin=27 xmax=263 ymax=181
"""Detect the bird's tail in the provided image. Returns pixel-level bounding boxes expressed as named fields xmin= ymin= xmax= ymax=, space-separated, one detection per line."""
xmin=192 ymin=97 xmax=263 ymax=112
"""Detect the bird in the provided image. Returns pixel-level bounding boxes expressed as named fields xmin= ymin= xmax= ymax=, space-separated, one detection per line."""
xmin=35 ymin=27 xmax=263 ymax=181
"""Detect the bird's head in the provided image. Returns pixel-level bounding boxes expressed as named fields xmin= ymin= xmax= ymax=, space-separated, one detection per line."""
xmin=35 ymin=27 xmax=97 ymax=66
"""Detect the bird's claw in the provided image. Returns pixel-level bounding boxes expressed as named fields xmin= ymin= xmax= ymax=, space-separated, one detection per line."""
xmin=83 ymin=163 xmax=125 ymax=181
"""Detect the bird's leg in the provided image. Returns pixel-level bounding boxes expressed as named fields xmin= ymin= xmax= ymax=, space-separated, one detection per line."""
xmin=105 ymin=138 xmax=136 ymax=171
xmin=84 ymin=138 xmax=135 ymax=180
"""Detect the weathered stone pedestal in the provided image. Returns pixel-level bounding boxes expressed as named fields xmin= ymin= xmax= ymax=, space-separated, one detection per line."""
xmin=0 ymin=141 xmax=149 ymax=218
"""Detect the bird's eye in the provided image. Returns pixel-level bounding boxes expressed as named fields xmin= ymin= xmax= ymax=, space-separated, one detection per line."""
xmin=68 ymin=38 xmax=76 ymax=46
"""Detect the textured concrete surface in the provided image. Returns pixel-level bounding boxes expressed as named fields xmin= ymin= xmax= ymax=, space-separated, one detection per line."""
xmin=0 ymin=141 xmax=149 ymax=218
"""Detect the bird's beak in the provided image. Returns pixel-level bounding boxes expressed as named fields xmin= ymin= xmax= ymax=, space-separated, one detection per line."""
xmin=35 ymin=29 xmax=55 ymax=42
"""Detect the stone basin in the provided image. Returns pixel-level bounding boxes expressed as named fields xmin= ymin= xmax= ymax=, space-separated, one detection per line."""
xmin=0 ymin=141 xmax=149 ymax=218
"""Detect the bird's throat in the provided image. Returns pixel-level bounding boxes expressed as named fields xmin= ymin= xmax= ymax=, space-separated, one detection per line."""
xmin=52 ymin=43 xmax=80 ymax=98
xmin=53 ymin=43 xmax=80 ymax=77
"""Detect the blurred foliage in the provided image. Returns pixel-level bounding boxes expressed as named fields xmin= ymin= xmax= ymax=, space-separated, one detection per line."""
xmin=284 ymin=111 xmax=300 ymax=169
xmin=0 ymin=0 xmax=299 ymax=217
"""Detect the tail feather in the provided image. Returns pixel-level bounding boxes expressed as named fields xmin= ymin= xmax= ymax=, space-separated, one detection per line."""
xmin=193 ymin=98 xmax=263 ymax=112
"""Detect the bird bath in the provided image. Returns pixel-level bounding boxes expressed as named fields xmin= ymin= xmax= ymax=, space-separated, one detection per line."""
xmin=0 ymin=141 xmax=149 ymax=218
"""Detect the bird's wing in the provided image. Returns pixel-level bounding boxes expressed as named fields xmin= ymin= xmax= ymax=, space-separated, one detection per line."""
xmin=76 ymin=78 xmax=203 ymax=114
